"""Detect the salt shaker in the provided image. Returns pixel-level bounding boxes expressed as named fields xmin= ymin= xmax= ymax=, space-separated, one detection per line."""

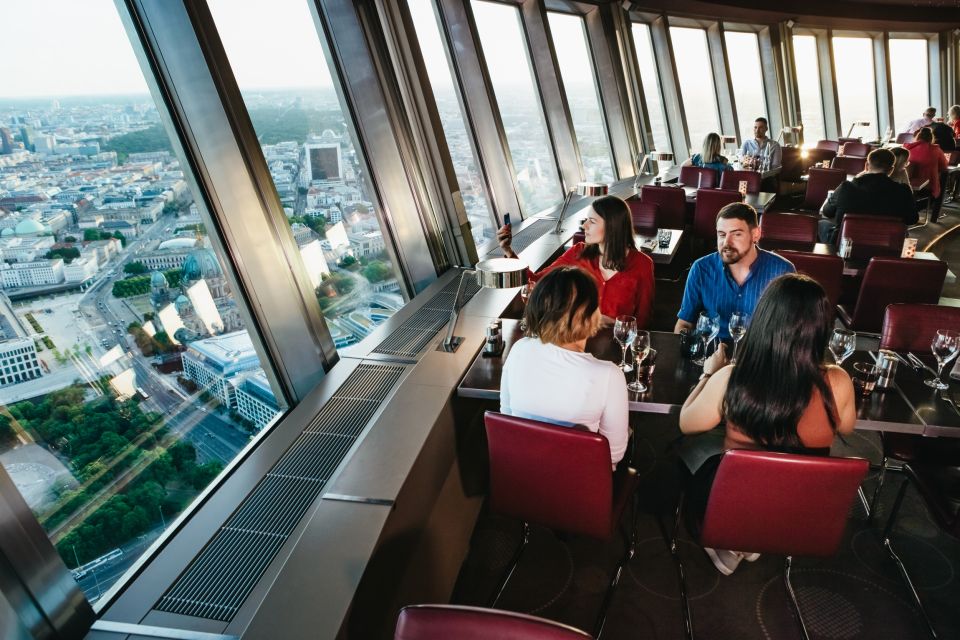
xmin=876 ymin=349 xmax=898 ymax=390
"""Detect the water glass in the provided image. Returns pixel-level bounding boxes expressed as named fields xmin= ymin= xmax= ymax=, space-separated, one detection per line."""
xmin=925 ymin=329 xmax=960 ymax=390
xmin=853 ymin=363 xmax=879 ymax=397
xmin=729 ymin=312 xmax=748 ymax=363
xmin=829 ymin=329 xmax=856 ymax=366
xmin=613 ymin=315 xmax=637 ymax=372
xmin=627 ymin=332 xmax=651 ymax=393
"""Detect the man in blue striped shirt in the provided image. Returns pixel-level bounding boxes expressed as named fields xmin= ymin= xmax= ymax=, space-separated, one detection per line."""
xmin=675 ymin=203 xmax=795 ymax=339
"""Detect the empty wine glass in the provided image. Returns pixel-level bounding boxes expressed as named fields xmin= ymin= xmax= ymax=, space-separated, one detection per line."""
xmin=613 ymin=315 xmax=637 ymax=372
xmin=518 ymin=283 xmax=532 ymax=331
xmin=829 ymin=329 xmax=856 ymax=366
xmin=628 ymin=331 xmax=651 ymax=393
xmin=693 ymin=312 xmax=719 ymax=366
xmin=925 ymin=329 xmax=960 ymax=390
xmin=729 ymin=312 xmax=748 ymax=363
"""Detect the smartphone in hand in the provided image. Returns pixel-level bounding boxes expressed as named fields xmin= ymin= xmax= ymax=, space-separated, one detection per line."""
xmin=503 ymin=213 xmax=511 ymax=227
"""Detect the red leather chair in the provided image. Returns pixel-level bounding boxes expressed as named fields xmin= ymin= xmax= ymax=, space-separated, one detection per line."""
xmin=640 ymin=185 xmax=686 ymax=230
xmin=839 ymin=141 xmax=871 ymax=157
xmin=837 ymin=136 xmax=862 ymax=144
xmin=484 ymin=412 xmax=638 ymax=637
xmin=671 ymin=450 xmax=868 ymax=640
xmin=719 ymin=170 xmax=761 ymax=194
xmin=838 ymin=213 xmax=906 ymax=260
xmin=831 ymin=155 xmax=868 ymax=176
xmin=815 ymin=139 xmax=840 ymax=153
xmin=759 ymin=212 xmax=817 ymax=252
xmin=779 ymin=146 xmax=804 ymax=182
xmin=799 ymin=148 xmax=837 ymax=175
xmin=837 ymin=257 xmax=948 ymax=333
xmin=801 ymin=167 xmax=846 ymax=211
xmin=679 ymin=165 xmax=718 ymax=189
xmin=395 ymin=605 xmax=592 ymax=640
xmin=692 ymin=189 xmax=741 ymax=242
xmin=775 ymin=250 xmax=844 ymax=307
xmin=895 ymin=132 xmax=914 ymax=144
xmin=627 ymin=199 xmax=659 ymax=235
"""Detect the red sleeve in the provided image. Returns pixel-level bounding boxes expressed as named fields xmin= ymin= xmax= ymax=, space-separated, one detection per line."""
xmin=633 ymin=252 xmax=655 ymax=329
xmin=527 ymin=243 xmax=586 ymax=285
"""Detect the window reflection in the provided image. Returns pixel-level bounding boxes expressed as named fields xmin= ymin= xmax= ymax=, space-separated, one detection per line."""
xmin=889 ymin=39 xmax=929 ymax=134
xmin=833 ymin=37 xmax=878 ymax=141
xmin=724 ymin=31 xmax=767 ymax=143
xmin=792 ymin=35 xmax=825 ymax=142
xmin=669 ymin=27 xmax=721 ymax=153
xmin=631 ymin=23 xmax=671 ymax=153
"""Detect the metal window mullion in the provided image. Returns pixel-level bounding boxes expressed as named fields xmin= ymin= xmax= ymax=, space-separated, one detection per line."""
xmin=820 ymin=30 xmax=842 ymax=140
xmin=122 ymin=0 xmax=334 ymax=403
xmin=621 ymin=19 xmax=656 ymax=158
xmin=519 ymin=0 xmax=582 ymax=191
xmin=929 ymin=34 xmax=942 ymax=112
xmin=708 ymin=23 xmax=738 ymax=141
xmin=875 ymin=34 xmax=893 ymax=138
xmin=759 ymin=26 xmax=785 ymax=134
xmin=651 ymin=16 xmax=690 ymax=156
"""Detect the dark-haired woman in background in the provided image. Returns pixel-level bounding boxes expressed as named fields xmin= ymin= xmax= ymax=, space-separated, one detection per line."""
xmin=497 ymin=195 xmax=654 ymax=327
xmin=677 ymin=273 xmax=856 ymax=574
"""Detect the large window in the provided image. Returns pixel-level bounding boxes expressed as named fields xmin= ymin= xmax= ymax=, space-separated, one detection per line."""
xmin=832 ymin=36 xmax=879 ymax=141
xmin=472 ymin=0 xmax=563 ymax=215
xmin=724 ymin=31 xmax=768 ymax=143
xmin=547 ymin=12 xmax=616 ymax=184
xmin=792 ymin=35 xmax=825 ymax=143
xmin=407 ymin=0 xmax=496 ymax=249
xmin=889 ymin=38 xmax=929 ymax=134
xmin=208 ymin=0 xmax=403 ymax=352
xmin=669 ymin=27 xmax=721 ymax=155
xmin=0 ymin=0 xmax=285 ymax=602
xmin=631 ymin=23 xmax=671 ymax=153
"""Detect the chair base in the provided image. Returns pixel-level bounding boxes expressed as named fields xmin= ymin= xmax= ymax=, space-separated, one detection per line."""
xmin=784 ymin=556 xmax=811 ymax=640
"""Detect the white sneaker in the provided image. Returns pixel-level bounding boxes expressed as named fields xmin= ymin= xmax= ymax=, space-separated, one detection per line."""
xmin=704 ymin=547 xmax=743 ymax=575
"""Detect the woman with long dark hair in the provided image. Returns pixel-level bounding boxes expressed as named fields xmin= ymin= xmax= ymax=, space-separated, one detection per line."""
xmin=497 ymin=195 xmax=655 ymax=327
xmin=677 ymin=273 xmax=856 ymax=573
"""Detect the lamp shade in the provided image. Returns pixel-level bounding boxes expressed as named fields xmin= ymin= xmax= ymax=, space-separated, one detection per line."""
xmin=475 ymin=258 xmax=528 ymax=289
xmin=576 ymin=182 xmax=608 ymax=197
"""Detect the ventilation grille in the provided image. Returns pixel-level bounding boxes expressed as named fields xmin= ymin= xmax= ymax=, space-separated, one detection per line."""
xmin=371 ymin=273 xmax=481 ymax=358
xmin=154 ymin=363 xmax=405 ymax=622
xmin=488 ymin=219 xmax=555 ymax=256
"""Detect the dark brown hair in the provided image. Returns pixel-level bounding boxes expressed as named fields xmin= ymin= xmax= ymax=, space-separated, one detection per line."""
xmin=915 ymin=127 xmax=934 ymax=144
xmin=866 ymin=148 xmax=895 ymax=172
xmin=523 ymin=266 xmax=600 ymax=345
xmin=579 ymin=195 xmax=638 ymax=271
xmin=716 ymin=202 xmax=758 ymax=228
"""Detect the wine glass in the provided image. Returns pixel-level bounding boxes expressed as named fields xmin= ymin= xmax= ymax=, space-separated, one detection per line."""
xmin=729 ymin=312 xmax=748 ymax=363
xmin=628 ymin=331 xmax=651 ymax=393
xmin=518 ymin=283 xmax=532 ymax=332
xmin=925 ymin=329 xmax=960 ymax=389
xmin=693 ymin=312 xmax=719 ymax=366
xmin=828 ymin=329 xmax=856 ymax=366
xmin=613 ymin=315 xmax=637 ymax=372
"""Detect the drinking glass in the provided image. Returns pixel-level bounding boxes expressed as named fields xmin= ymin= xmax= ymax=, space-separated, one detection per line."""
xmin=925 ymin=329 xmax=960 ymax=389
xmin=628 ymin=331 xmax=651 ymax=393
xmin=613 ymin=315 xmax=637 ymax=372
xmin=853 ymin=362 xmax=879 ymax=397
xmin=518 ymin=283 xmax=532 ymax=332
xmin=828 ymin=329 xmax=856 ymax=365
xmin=729 ymin=312 xmax=748 ymax=363
xmin=693 ymin=312 xmax=720 ymax=366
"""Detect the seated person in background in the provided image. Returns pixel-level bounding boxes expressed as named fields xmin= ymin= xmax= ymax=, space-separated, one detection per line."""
xmin=902 ymin=106 xmax=936 ymax=135
xmin=949 ymin=104 xmax=960 ymax=142
xmin=739 ymin=117 xmax=782 ymax=169
xmin=500 ymin=266 xmax=628 ymax=468
xmin=889 ymin=146 xmax=912 ymax=191
xmin=930 ymin=118 xmax=957 ymax=153
xmin=819 ymin=148 xmax=917 ymax=243
xmin=497 ymin=195 xmax=654 ymax=328
xmin=678 ymin=273 xmax=857 ymax=574
xmin=904 ymin=127 xmax=949 ymax=220
xmin=683 ymin=132 xmax=730 ymax=179
xmin=674 ymin=203 xmax=794 ymax=339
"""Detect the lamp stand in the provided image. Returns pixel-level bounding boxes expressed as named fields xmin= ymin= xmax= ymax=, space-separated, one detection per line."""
xmin=441 ymin=269 xmax=476 ymax=352
xmin=554 ymin=189 xmax=576 ymax=234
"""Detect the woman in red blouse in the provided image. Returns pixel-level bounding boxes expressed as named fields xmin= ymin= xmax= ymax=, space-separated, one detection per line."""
xmin=904 ymin=127 xmax=948 ymax=202
xmin=497 ymin=195 xmax=655 ymax=328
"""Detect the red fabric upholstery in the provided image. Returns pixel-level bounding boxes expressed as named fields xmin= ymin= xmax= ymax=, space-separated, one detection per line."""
xmin=838 ymin=214 xmax=906 ymax=260
xmin=759 ymin=212 xmax=817 ymax=250
xmin=816 ymin=140 xmax=840 ymax=153
xmin=395 ymin=605 xmax=592 ymax=640
xmin=693 ymin=189 xmax=742 ymax=241
xmin=832 ymin=155 xmax=868 ymax=175
xmin=627 ymin=199 xmax=659 ymax=235
xmin=838 ymin=257 xmax=948 ymax=333
xmin=719 ymin=170 xmax=762 ymax=194
xmin=896 ymin=132 xmax=914 ymax=145
xmin=484 ymin=412 xmax=637 ymax=540
xmin=680 ymin=165 xmax=718 ymax=189
xmin=776 ymin=250 xmax=843 ymax=307
xmin=839 ymin=141 xmax=871 ymax=157
xmin=640 ymin=185 xmax=686 ymax=230
xmin=880 ymin=304 xmax=960 ymax=352
xmin=700 ymin=450 xmax=868 ymax=557
xmin=802 ymin=167 xmax=846 ymax=210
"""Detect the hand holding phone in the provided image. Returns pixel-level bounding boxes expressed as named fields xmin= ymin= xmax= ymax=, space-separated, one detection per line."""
xmin=503 ymin=213 xmax=511 ymax=226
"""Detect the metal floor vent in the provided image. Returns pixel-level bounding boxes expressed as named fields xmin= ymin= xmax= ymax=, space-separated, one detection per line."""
xmin=372 ymin=273 xmax=481 ymax=358
xmin=488 ymin=219 xmax=555 ymax=256
xmin=153 ymin=363 xmax=405 ymax=622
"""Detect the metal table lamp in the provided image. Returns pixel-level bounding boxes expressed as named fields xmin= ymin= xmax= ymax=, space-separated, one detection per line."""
xmin=442 ymin=257 xmax=528 ymax=353
xmin=554 ymin=181 xmax=609 ymax=234
xmin=778 ymin=126 xmax=802 ymax=146
xmin=635 ymin=152 xmax=675 ymax=187
xmin=845 ymin=121 xmax=871 ymax=138
xmin=721 ymin=134 xmax=738 ymax=153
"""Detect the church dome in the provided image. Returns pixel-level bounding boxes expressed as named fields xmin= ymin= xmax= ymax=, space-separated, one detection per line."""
xmin=181 ymin=247 xmax=223 ymax=282
xmin=150 ymin=271 xmax=168 ymax=287
xmin=1 ymin=228 xmax=13 ymax=237
xmin=14 ymin=219 xmax=45 ymax=235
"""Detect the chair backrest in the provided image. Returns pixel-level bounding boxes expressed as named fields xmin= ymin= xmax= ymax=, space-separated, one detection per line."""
xmin=880 ymin=303 xmax=960 ymax=352
xmin=719 ymin=170 xmax=762 ymax=194
xmin=700 ymin=450 xmax=868 ymax=557
xmin=801 ymin=148 xmax=837 ymax=173
xmin=896 ymin=132 xmax=914 ymax=144
xmin=802 ymin=167 xmax=847 ymax=210
xmin=485 ymin=411 xmax=613 ymax=539
xmin=779 ymin=146 xmax=804 ymax=182
xmin=627 ymin=199 xmax=659 ymax=234
xmin=693 ymin=189 xmax=742 ymax=241
xmin=815 ymin=139 xmax=840 ymax=153
xmin=949 ymin=150 xmax=960 ymax=167
xmin=838 ymin=213 xmax=906 ymax=260
xmin=640 ymin=185 xmax=687 ymax=229
xmin=839 ymin=141 xmax=871 ymax=157
xmin=848 ymin=257 xmax=948 ymax=332
xmin=680 ymin=165 xmax=718 ymax=189
xmin=775 ymin=250 xmax=844 ymax=307
xmin=395 ymin=605 xmax=593 ymax=640
xmin=759 ymin=212 xmax=817 ymax=249
xmin=837 ymin=137 xmax=862 ymax=144
xmin=831 ymin=155 xmax=868 ymax=176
